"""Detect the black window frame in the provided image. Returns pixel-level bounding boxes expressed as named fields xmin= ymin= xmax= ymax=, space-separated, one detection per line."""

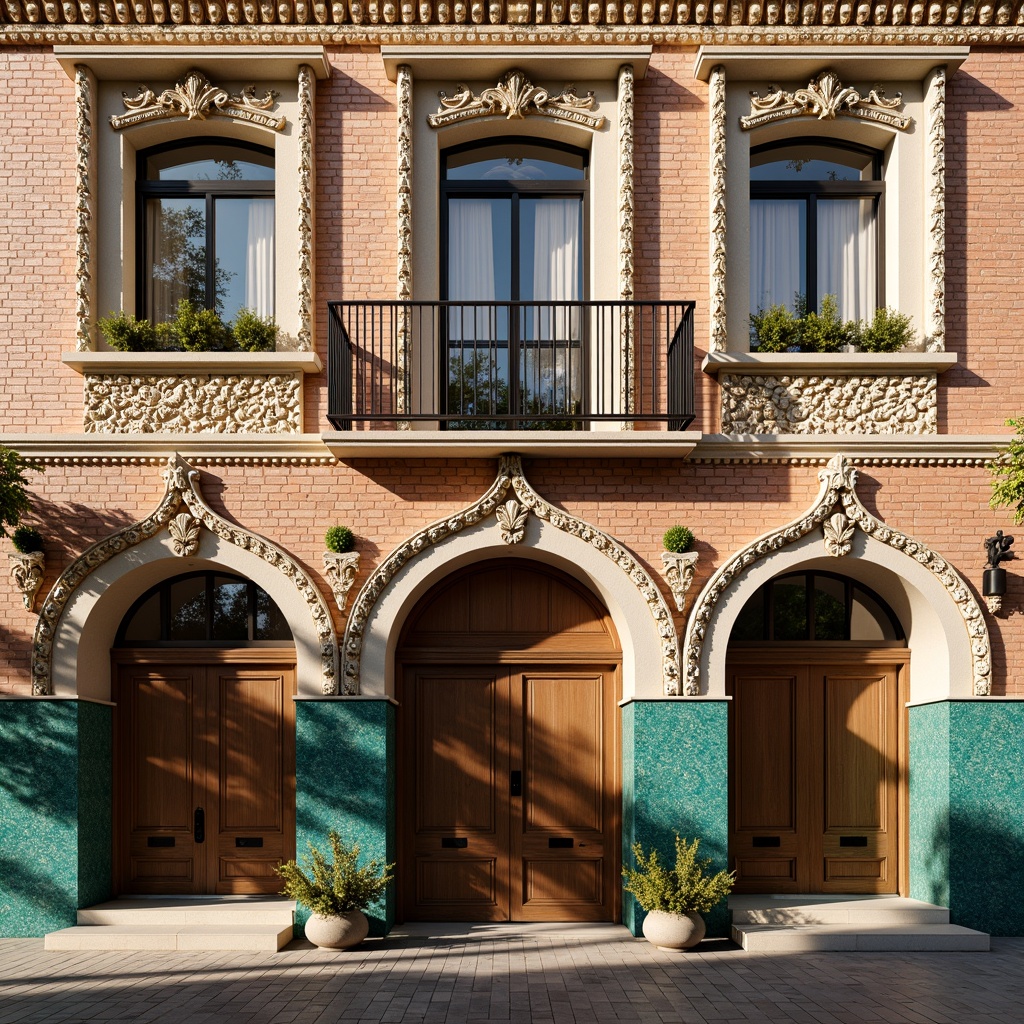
xmin=749 ymin=137 xmax=885 ymax=317
xmin=136 ymin=138 xmax=276 ymax=323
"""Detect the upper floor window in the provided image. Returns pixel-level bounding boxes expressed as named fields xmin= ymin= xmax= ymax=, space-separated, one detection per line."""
xmin=138 ymin=140 xmax=275 ymax=325
xmin=750 ymin=140 xmax=883 ymax=327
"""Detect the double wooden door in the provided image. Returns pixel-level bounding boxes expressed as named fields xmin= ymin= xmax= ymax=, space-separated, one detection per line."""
xmin=114 ymin=653 xmax=296 ymax=894
xmin=728 ymin=651 xmax=907 ymax=894
xmin=400 ymin=663 xmax=619 ymax=921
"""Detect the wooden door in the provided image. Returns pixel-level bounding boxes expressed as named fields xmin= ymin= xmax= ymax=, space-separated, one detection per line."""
xmin=400 ymin=663 xmax=618 ymax=921
xmin=114 ymin=655 xmax=296 ymax=894
xmin=728 ymin=651 xmax=904 ymax=894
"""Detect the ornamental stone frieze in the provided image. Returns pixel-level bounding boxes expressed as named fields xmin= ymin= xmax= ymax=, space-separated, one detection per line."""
xmin=719 ymin=373 xmax=937 ymax=435
xmin=82 ymin=373 xmax=303 ymax=433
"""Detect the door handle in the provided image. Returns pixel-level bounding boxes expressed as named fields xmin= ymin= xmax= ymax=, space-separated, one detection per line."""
xmin=194 ymin=807 xmax=205 ymax=844
xmin=510 ymin=770 xmax=522 ymax=796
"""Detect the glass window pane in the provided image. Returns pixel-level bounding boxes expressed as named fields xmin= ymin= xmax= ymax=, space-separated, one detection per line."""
xmin=851 ymin=587 xmax=899 ymax=641
xmin=772 ymin=577 xmax=808 ymax=641
xmin=122 ymin=592 xmax=161 ymax=643
xmin=169 ymin=577 xmax=207 ymax=641
xmin=212 ymin=577 xmax=249 ymax=642
xmin=732 ymin=586 xmax=766 ymax=642
xmin=146 ymin=198 xmax=207 ymax=324
xmin=214 ymin=197 xmax=275 ymax=321
xmin=147 ymin=146 xmax=275 ymax=181
xmin=255 ymin=587 xmax=292 ymax=641
xmin=817 ymin=198 xmax=877 ymax=321
xmin=813 ymin=576 xmax=848 ymax=641
xmin=445 ymin=144 xmax=585 ymax=181
xmin=750 ymin=146 xmax=874 ymax=181
xmin=750 ymin=199 xmax=806 ymax=318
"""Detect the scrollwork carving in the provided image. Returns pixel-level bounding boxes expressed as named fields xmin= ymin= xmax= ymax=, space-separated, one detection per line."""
xmin=926 ymin=65 xmax=946 ymax=352
xmin=709 ymin=64 xmax=728 ymax=353
xmin=323 ymin=550 xmax=361 ymax=613
xmin=168 ymin=512 xmax=201 ymax=556
xmin=823 ymin=511 xmax=854 ymax=556
xmin=660 ymin=550 xmax=699 ymax=612
xmin=10 ymin=551 xmax=45 ymax=612
xmin=496 ymin=499 xmax=529 ymax=543
xmin=74 ymin=65 xmax=93 ymax=352
xmin=297 ymin=64 xmax=314 ymax=351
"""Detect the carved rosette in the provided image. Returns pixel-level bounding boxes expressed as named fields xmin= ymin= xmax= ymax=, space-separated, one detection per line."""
xmin=10 ymin=551 xmax=45 ymax=612
xmin=168 ymin=512 xmax=201 ymax=556
xmin=823 ymin=512 xmax=854 ymax=556
xmin=660 ymin=550 xmax=699 ymax=613
xmin=709 ymin=64 xmax=727 ymax=354
xmin=343 ymin=455 xmax=680 ymax=695
xmin=681 ymin=454 xmax=991 ymax=697
xmin=618 ymin=64 xmax=636 ymax=422
xmin=297 ymin=64 xmax=314 ymax=352
xmin=74 ymin=65 xmax=94 ymax=353
xmin=741 ymin=71 xmax=911 ymax=131
xmin=396 ymin=64 xmax=413 ymax=422
xmin=496 ymin=499 xmax=528 ymax=543
xmin=110 ymin=70 xmax=286 ymax=131
xmin=926 ymin=65 xmax=946 ymax=352
xmin=323 ymin=550 xmax=361 ymax=614
xmin=31 ymin=455 xmax=337 ymax=695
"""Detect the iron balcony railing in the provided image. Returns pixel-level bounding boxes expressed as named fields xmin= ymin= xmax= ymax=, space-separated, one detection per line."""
xmin=327 ymin=300 xmax=695 ymax=431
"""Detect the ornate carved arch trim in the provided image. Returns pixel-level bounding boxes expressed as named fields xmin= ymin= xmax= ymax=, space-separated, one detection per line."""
xmin=31 ymin=454 xmax=336 ymax=695
xmin=681 ymin=453 xmax=991 ymax=696
xmin=342 ymin=454 xmax=680 ymax=695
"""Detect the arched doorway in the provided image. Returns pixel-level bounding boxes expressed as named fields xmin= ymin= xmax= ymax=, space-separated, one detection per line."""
xmin=726 ymin=570 xmax=909 ymax=895
xmin=112 ymin=570 xmax=297 ymax=895
xmin=396 ymin=559 xmax=622 ymax=922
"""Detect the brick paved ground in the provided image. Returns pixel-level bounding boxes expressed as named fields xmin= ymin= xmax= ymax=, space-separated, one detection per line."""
xmin=0 ymin=928 xmax=1021 ymax=1024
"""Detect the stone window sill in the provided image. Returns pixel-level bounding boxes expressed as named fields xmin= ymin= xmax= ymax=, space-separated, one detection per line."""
xmin=63 ymin=351 xmax=322 ymax=375
xmin=702 ymin=351 xmax=957 ymax=378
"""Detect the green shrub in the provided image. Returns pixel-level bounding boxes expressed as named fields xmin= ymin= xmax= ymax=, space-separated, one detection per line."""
xmin=858 ymin=306 xmax=914 ymax=353
xmin=0 ymin=447 xmax=41 ymax=541
xmin=232 ymin=309 xmax=278 ymax=352
xmin=799 ymin=294 xmax=849 ymax=353
xmin=749 ymin=303 xmax=801 ymax=352
xmin=990 ymin=417 xmax=1024 ymax=523
xmin=275 ymin=830 xmax=393 ymax=916
xmin=170 ymin=298 xmax=231 ymax=353
xmin=325 ymin=526 xmax=355 ymax=553
xmin=663 ymin=526 xmax=695 ymax=553
xmin=622 ymin=835 xmax=735 ymax=915
xmin=11 ymin=526 xmax=43 ymax=553
xmin=97 ymin=311 xmax=156 ymax=352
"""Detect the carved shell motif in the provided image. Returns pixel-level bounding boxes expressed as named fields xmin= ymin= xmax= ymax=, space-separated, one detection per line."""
xmin=169 ymin=512 xmax=202 ymax=556
xmin=823 ymin=512 xmax=855 ymax=557
xmin=496 ymin=499 xmax=529 ymax=544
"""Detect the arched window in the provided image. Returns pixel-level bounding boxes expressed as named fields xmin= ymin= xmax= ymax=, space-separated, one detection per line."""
xmin=137 ymin=140 xmax=275 ymax=324
xmin=115 ymin=571 xmax=293 ymax=646
xmin=730 ymin=570 xmax=904 ymax=644
xmin=750 ymin=139 xmax=883 ymax=328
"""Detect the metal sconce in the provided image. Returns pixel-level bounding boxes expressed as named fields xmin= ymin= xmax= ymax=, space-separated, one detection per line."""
xmin=983 ymin=530 xmax=1015 ymax=614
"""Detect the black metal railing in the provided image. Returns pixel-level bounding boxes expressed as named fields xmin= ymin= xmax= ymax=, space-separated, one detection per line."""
xmin=327 ymin=300 xmax=695 ymax=431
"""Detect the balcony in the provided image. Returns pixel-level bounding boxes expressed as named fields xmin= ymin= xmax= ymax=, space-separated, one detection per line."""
xmin=324 ymin=301 xmax=698 ymax=458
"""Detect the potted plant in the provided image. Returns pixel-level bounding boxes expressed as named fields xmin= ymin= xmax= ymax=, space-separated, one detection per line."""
xmin=275 ymin=829 xmax=393 ymax=950
xmin=622 ymin=834 xmax=734 ymax=951
xmin=660 ymin=527 xmax=698 ymax=613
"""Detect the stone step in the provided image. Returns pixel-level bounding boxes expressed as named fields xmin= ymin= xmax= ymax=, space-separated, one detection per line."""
xmin=729 ymin=895 xmax=951 ymax=927
xmin=76 ymin=897 xmax=295 ymax=927
xmin=733 ymin=922 xmax=991 ymax=952
xmin=44 ymin=923 xmax=295 ymax=952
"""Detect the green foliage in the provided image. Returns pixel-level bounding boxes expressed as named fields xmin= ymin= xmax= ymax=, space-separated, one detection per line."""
xmin=325 ymin=526 xmax=355 ymax=553
xmin=989 ymin=417 xmax=1024 ymax=524
xmin=856 ymin=305 xmax=914 ymax=353
xmin=97 ymin=310 xmax=157 ymax=352
xmin=275 ymin=830 xmax=393 ymax=916
xmin=799 ymin=294 xmax=849 ymax=353
xmin=12 ymin=526 xmax=43 ymax=553
xmin=169 ymin=298 xmax=231 ymax=352
xmin=0 ymin=447 xmax=41 ymax=541
xmin=663 ymin=526 xmax=695 ymax=553
xmin=232 ymin=308 xmax=278 ymax=352
xmin=623 ymin=835 xmax=734 ymax=915
xmin=751 ymin=296 xmax=914 ymax=354
xmin=749 ymin=303 xmax=801 ymax=352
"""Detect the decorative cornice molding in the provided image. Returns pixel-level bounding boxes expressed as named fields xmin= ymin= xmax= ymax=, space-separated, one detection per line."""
xmin=30 ymin=454 xmax=337 ymax=695
xmin=342 ymin=454 xmax=680 ymax=695
xmin=680 ymin=454 xmax=991 ymax=696
xmin=925 ymin=64 xmax=946 ymax=352
xmin=709 ymin=63 xmax=727 ymax=354
xmin=427 ymin=69 xmax=605 ymax=129
xmin=617 ymin=63 xmax=635 ymax=422
xmin=110 ymin=69 xmax=285 ymax=130
xmin=74 ymin=65 xmax=94 ymax=353
xmin=297 ymin=63 xmax=314 ymax=351
xmin=740 ymin=70 xmax=911 ymax=131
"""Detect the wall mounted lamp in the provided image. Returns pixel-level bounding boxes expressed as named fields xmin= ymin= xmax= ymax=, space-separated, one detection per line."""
xmin=983 ymin=530 xmax=1015 ymax=615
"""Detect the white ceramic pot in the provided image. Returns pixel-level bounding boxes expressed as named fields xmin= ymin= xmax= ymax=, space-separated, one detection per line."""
xmin=304 ymin=909 xmax=370 ymax=950
xmin=641 ymin=910 xmax=706 ymax=951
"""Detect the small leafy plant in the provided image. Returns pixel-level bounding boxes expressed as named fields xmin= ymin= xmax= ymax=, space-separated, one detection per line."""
xmin=856 ymin=305 xmax=915 ymax=353
xmin=750 ymin=295 xmax=913 ymax=354
xmin=749 ymin=303 xmax=801 ymax=352
xmin=622 ymin=835 xmax=734 ymax=915
xmin=12 ymin=526 xmax=43 ymax=553
xmin=0 ymin=447 xmax=42 ymax=541
xmin=325 ymin=526 xmax=355 ymax=553
xmin=276 ymin=830 xmax=393 ymax=917
xmin=169 ymin=299 xmax=231 ymax=353
xmin=663 ymin=526 xmax=695 ymax=553
xmin=990 ymin=417 xmax=1024 ymax=524
xmin=799 ymin=294 xmax=849 ymax=353
xmin=97 ymin=311 xmax=157 ymax=352
xmin=233 ymin=308 xmax=278 ymax=352
xmin=96 ymin=304 xmax=277 ymax=353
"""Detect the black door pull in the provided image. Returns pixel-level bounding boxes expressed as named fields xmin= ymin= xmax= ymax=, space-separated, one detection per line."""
xmin=510 ymin=770 xmax=522 ymax=796
xmin=194 ymin=807 xmax=205 ymax=844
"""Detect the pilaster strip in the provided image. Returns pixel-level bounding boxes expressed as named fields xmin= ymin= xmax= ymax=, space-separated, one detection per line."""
xmin=926 ymin=65 xmax=946 ymax=352
xmin=618 ymin=63 xmax=636 ymax=420
xmin=74 ymin=64 xmax=94 ymax=352
xmin=297 ymin=63 xmax=314 ymax=351
xmin=709 ymin=63 xmax=727 ymax=353
xmin=397 ymin=63 xmax=413 ymax=420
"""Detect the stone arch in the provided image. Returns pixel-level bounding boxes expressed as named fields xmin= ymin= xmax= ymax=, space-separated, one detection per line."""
xmin=681 ymin=454 xmax=990 ymax=699
xmin=33 ymin=455 xmax=336 ymax=698
xmin=342 ymin=455 xmax=677 ymax=700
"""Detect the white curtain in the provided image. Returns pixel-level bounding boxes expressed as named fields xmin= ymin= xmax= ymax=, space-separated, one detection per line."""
xmin=245 ymin=199 xmax=275 ymax=318
xmin=448 ymin=199 xmax=499 ymax=342
xmin=750 ymin=199 xmax=804 ymax=315
xmin=817 ymin=199 xmax=876 ymax=322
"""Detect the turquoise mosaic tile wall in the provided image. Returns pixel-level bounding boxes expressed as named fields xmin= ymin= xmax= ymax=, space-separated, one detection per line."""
xmin=622 ymin=700 xmax=730 ymax=938
xmin=0 ymin=700 xmax=111 ymax=937
xmin=910 ymin=700 xmax=1024 ymax=935
xmin=295 ymin=699 xmax=396 ymax=936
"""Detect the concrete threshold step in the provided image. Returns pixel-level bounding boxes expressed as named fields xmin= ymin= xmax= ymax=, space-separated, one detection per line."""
xmin=733 ymin=922 xmax=991 ymax=952
xmin=730 ymin=895 xmax=952 ymax=927
xmin=44 ymin=923 xmax=294 ymax=952
xmin=77 ymin=897 xmax=296 ymax=927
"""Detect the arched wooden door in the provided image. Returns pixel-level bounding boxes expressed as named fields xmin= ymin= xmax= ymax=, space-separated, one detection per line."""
xmin=397 ymin=560 xmax=622 ymax=922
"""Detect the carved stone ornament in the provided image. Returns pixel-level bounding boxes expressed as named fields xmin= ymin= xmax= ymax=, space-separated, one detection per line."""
xmin=660 ymin=550 xmax=699 ymax=613
xmin=823 ymin=512 xmax=854 ymax=556
xmin=709 ymin=64 xmax=728 ymax=354
xmin=323 ymin=550 xmax=361 ymax=614
xmin=10 ymin=551 xmax=45 ymax=612
xmin=618 ymin=63 xmax=636 ymax=424
xmin=740 ymin=71 xmax=911 ymax=132
xmin=342 ymin=454 xmax=680 ymax=695
xmin=74 ymin=65 xmax=93 ymax=353
xmin=110 ymin=70 xmax=286 ymax=131
xmin=496 ymin=499 xmax=529 ymax=544
xmin=296 ymin=64 xmax=314 ymax=352
xmin=31 ymin=454 xmax=337 ymax=695
xmin=168 ymin=512 xmax=201 ymax=556
xmin=926 ymin=65 xmax=947 ymax=353
xmin=428 ymin=70 xmax=605 ymax=130
xmin=681 ymin=454 xmax=991 ymax=696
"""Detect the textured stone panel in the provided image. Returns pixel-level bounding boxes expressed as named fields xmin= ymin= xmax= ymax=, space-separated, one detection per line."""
xmin=720 ymin=373 xmax=937 ymax=435
xmin=83 ymin=373 xmax=302 ymax=434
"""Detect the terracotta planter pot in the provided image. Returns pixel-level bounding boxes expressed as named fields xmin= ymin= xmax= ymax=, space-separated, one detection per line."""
xmin=304 ymin=909 xmax=370 ymax=949
xmin=641 ymin=910 xmax=706 ymax=951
